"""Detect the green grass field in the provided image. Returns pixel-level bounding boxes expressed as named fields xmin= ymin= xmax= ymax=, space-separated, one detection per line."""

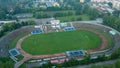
xmin=56 ymin=14 xmax=90 ymax=22
xmin=44 ymin=10 xmax=75 ymax=15
xmin=22 ymin=30 xmax=102 ymax=55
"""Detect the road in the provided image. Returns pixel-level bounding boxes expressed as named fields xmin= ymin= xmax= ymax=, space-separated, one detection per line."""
xmin=69 ymin=59 xmax=119 ymax=68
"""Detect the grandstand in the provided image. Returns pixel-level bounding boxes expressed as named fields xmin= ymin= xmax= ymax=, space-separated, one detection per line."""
xmin=39 ymin=61 xmax=48 ymax=66
xmin=109 ymin=29 xmax=117 ymax=35
xmin=50 ymin=58 xmax=68 ymax=64
xmin=50 ymin=20 xmax=61 ymax=29
xmin=64 ymin=27 xmax=75 ymax=31
xmin=10 ymin=55 xmax=18 ymax=62
xmin=31 ymin=29 xmax=44 ymax=34
xmin=60 ymin=23 xmax=67 ymax=27
xmin=9 ymin=48 xmax=20 ymax=56
xmin=66 ymin=50 xmax=85 ymax=57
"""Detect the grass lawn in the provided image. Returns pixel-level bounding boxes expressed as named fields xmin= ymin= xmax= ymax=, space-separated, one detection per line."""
xmin=45 ymin=10 xmax=75 ymax=12
xmin=43 ymin=10 xmax=76 ymax=16
xmin=56 ymin=14 xmax=90 ymax=22
xmin=22 ymin=30 xmax=101 ymax=55
xmin=16 ymin=55 xmax=24 ymax=61
xmin=44 ymin=10 xmax=75 ymax=14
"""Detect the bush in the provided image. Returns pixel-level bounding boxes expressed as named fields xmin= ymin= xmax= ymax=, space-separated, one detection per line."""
xmin=115 ymin=60 xmax=120 ymax=68
xmin=62 ymin=59 xmax=79 ymax=67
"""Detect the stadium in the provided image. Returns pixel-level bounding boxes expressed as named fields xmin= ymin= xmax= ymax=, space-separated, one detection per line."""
xmin=1 ymin=21 xmax=120 ymax=68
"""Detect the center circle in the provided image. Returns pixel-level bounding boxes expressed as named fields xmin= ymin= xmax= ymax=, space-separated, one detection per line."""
xmin=21 ymin=30 xmax=102 ymax=55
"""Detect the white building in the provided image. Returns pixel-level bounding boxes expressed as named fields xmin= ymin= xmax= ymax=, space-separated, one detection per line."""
xmin=91 ymin=0 xmax=105 ymax=2
xmin=36 ymin=0 xmax=56 ymax=2
xmin=50 ymin=20 xmax=61 ymax=29
xmin=0 ymin=20 xmax=16 ymax=24
xmin=35 ymin=0 xmax=44 ymax=2
xmin=80 ymin=0 xmax=84 ymax=3
xmin=113 ymin=0 xmax=120 ymax=10
xmin=91 ymin=0 xmax=117 ymax=3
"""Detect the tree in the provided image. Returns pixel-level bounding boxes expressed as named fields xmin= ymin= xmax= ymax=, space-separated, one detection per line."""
xmin=27 ymin=20 xmax=35 ymax=25
xmin=85 ymin=0 xmax=91 ymax=3
xmin=115 ymin=60 xmax=120 ymax=68
xmin=103 ymin=65 xmax=114 ymax=68
xmin=89 ymin=8 xmax=99 ymax=20
xmin=0 ymin=20 xmax=35 ymax=38
xmin=114 ymin=19 xmax=120 ymax=30
xmin=83 ymin=5 xmax=90 ymax=14
xmin=77 ymin=17 xmax=82 ymax=21
xmin=103 ymin=15 xmax=120 ymax=32
xmin=2 ymin=23 xmax=13 ymax=31
xmin=113 ymin=10 xmax=120 ymax=17
xmin=62 ymin=59 xmax=79 ymax=67
xmin=67 ymin=11 xmax=74 ymax=16
xmin=82 ymin=54 xmax=91 ymax=64
xmin=111 ymin=48 xmax=120 ymax=59
xmin=97 ymin=54 xmax=106 ymax=61
xmin=108 ymin=2 xmax=113 ymax=8
xmin=40 ymin=62 xmax=52 ymax=68
xmin=4 ymin=61 xmax=13 ymax=68
xmin=90 ymin=65 xmax=99 ymax=68
xmin=103 ymin=15 xmax=117 ymax=27
xmin=0 ymin=10 xmax=6 ymax=19
xmin=0 ymin=61 xmax=4 ymax=68
xmin=0 ymin=58 xmax=14 ymax=68
xmin=34 ymin=12 xmax=50 ymax=19
xmin=75 ymin=10 xmax=82 ymax=15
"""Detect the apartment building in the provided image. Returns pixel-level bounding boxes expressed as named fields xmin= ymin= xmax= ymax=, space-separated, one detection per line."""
xmin=80 ymin=0 xmax=84 ymax=3
xmin=91 ymin=0 xmax=117 ymax=3
xmin=91 ymin=0 xmax=105 ymax=2
xmin=113 ymin=0 xmax=120 ymax=10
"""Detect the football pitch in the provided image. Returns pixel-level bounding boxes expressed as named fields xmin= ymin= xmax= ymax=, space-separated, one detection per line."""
xmin=21 ymin=30 xmax=102 ymax=55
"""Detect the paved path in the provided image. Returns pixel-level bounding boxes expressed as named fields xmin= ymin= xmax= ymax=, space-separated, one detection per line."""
xmin=68 ymin=59 xmax=120 ymax=68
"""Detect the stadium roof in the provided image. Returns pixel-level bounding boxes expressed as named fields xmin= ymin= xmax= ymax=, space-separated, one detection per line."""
xmin=109 ymin=29 xmax=117 ymax=35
